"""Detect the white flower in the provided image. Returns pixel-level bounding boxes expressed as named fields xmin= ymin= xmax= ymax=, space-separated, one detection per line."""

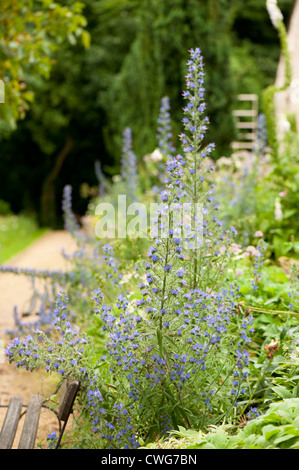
xmin=151 ymin=149 xmax=163 ymax=162
xmin=143 ymin=149 xmax=163 ymax=164
xmin=278 ymin=117 xmax=291 ymax=134
xmin=112 ymin=174 xmax=121 ymax=183
xmin=274 ymin=197 xmax=283 ymax=221
xmin=126 ymin=301 xmax=135 ymax=314
xmin=119 ymin=272 xmax=133 ymax=285
xmin=266 ymin=0 xmax=283 ymax=28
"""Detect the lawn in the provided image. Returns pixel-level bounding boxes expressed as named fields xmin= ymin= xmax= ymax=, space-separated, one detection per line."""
xmin=0 ymin=215 xmax=48 ymax=262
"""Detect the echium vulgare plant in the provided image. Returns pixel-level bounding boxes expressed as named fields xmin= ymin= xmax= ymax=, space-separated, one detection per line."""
xmin=62 ymin=185 xmax=81 ymax=238
xmin=5 ymin=48 xmax=254 ymax=449
xmin=94 ymin=159 xmax=106 ymax=198
xmin=157 ymin=96 xmax=176 ymax=159
xmin=88 ymin=48 xmax=254 ymax=446
xmin=5 ymin=290 xmax=89 ymax=378
xmin=120 ymin=127 xmax=139 ymax=203
xmin=178 ymin=49 xmax=237 ymax=290
xmin=156 ymin=96 xmax=176 ymax=185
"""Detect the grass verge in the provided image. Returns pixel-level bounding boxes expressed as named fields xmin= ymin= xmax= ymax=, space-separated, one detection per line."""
xmin=0 ymin=215 xmax=49 ymax=262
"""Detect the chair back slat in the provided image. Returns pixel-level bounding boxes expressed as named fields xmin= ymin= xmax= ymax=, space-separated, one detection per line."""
xmin=0 ymin=396 xmax=23 ymax=449
xmin=58 ymin=380 xmax=80 ymax=422
xmin=18 ymin=394 xmax=43 ymax=449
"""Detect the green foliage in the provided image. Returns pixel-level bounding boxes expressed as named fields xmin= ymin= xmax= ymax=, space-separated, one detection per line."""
xmin=146 ymin=398 xmax=299 ymax=449
xmin=0 ymin=199 xmax=12 ymax=215
xmin=240 ymin=399 xmax=299 ymax=448
xmin=230 ymin=0 xmax=294 ymax=113
xmin=102 ymin=0 xmax=237 ymax=159
xmin=145 ymin=398 xmax=299 ymax=449
xmin=1 ymin=0 xmax=295 ymax=224
xmin=215 ymin=128 xmax=299 ymax=260
xmin=0 ymin=0 xmax=89 ymax=136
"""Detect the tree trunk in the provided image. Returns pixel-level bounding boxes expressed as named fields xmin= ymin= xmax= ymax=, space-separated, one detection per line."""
xmin=40 ymin=135 xmax=73 ymax=227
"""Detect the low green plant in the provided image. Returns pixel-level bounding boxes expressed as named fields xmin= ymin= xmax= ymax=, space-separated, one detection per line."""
xmin=145 ymin=398 xmax=299 ymax=449
xmin=215 ymin=128 xmax=299 ymax=260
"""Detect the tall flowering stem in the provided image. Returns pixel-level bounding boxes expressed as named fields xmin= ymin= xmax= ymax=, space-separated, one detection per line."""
xmin=94 ymin=160 xmax=106 ymax=198
xmin=157 ymin=97 xmax=176 ymax=160
xmin=155 ymin=96 xmax=176 ymax=186
xmin=138 ymin=151 xmax=187 ymax=358
xmin=62 ymin=185 xmax=87 ymax=246
xmin=120 ymin=127 xmax=139 ymax=202
xmin=255 ymin=113 xmax=268 ymax=158
xmin=180 ymin=48 xmax=234 ymax=289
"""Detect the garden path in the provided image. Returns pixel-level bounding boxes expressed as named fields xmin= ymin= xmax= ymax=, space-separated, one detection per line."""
xmin=0 ymin=230 xmax=78 ymax=448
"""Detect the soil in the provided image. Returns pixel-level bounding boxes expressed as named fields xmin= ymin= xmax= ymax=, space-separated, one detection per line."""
xmin=0 ymin=230 xmax=78 ymax=448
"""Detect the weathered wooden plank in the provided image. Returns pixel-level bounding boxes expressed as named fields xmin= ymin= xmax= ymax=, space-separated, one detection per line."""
xmin=231 ymin=141 xmax=256 ymax=150
xmin=237 ymin=121 xmax=257 ymax=129
xmin=18 ymin=394 xmax=43 ymax=449
xmin=0 ymin=396 xmax=23 ymax=449
xmin=237 ymin=132 xmax=256 ymax=140
xmin=238 ymin=94 xmax=258 ymax=101
xmin=58 ymin=380 xmax=80 ymax=422
xmin=233 ymin=109 xmax=258 ymax=117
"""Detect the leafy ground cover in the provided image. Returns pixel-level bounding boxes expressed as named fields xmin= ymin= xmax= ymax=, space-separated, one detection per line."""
xmin=145 ymin=398 xmax=299 ymax=449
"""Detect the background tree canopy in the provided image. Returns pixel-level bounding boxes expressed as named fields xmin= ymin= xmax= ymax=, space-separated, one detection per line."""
xmin=0 ymin=0 xmax=295 ymax=227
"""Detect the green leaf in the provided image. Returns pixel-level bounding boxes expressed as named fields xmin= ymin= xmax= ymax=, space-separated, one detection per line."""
xmin=263 ymin=424 xmax=281 ymax=440
xmin=164 ymin=333 xmax=178 ymax=351
xmin=67 ymin=33 xmax=77 ymax=45
xmin=264 ymin=296 xmax=280 ymax=305
xmin=81 ymin=30 xmax=91 ymax=49
xmin=156 ymin=328 xmax=163 ymax=356
xmin=273 ymin=431 xmax=299 ymax=447
xmin=271 ymin=385 xmax=293 ymax=399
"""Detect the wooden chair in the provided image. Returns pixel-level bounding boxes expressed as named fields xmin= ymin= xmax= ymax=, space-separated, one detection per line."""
xmin=0 ymin=379 xmax=80 ymax=449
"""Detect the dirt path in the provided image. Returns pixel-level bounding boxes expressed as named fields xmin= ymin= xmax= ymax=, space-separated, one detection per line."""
xmin=0 ymin=230 xmax=78 ymax=448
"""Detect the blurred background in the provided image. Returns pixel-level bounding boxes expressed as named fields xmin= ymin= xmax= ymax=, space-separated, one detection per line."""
xmin=0 ymin=0 xmax=295 ymax=232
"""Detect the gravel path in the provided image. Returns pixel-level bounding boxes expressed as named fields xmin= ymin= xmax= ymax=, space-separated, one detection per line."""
xmin=0 ymin=230 xmax=78 ymax=448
